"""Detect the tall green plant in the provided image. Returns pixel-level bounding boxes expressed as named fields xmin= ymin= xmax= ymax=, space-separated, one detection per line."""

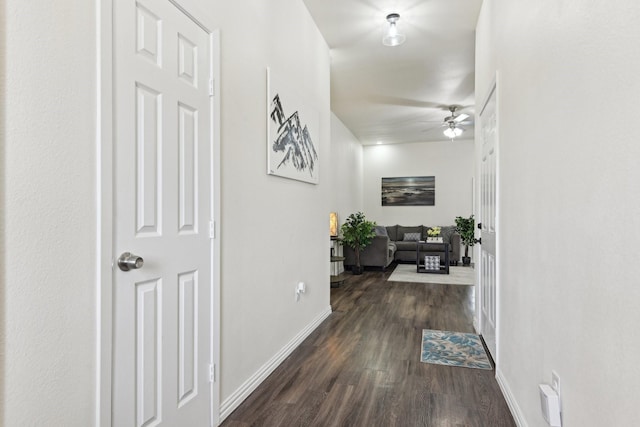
xmin=455 ymin=215 xmax=475 ymax=258
xmin=341 ymin=212 xmax=376 ymax=271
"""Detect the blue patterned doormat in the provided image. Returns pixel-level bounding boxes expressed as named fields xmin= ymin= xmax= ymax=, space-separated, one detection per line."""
xmin=421 ymin=329 xmax=492 ymax=370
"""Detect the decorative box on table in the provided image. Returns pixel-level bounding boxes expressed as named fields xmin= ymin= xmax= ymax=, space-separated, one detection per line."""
xmin=424 ymin=255 xmax=441 ymax=270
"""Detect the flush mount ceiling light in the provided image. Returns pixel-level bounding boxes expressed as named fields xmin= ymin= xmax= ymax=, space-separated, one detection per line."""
xmin=382 ymin=13 xmax=406 ymax=47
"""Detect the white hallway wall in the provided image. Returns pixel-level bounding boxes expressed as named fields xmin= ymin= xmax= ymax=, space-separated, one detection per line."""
xmin=476 ymin=1 xmax=640 ymax=426
xmin=206 ymin=0 xmax=332 ymax=412
xmin=2 ymin=0 xmax=334 ymax=424
xmin=363 ymin=141 xmax=475 ymax=229
xmin=328 ymin=113 xmax=363 ymax=274
xmin=2 ymin=0 xmax=97 ymax=425
xmin=329 ymin=113 xmax=364 ymax=224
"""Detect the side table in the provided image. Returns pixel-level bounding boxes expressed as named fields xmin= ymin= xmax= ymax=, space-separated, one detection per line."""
xmin=330 ymin=237 xmax=347 ymax=287
xmin=416 ymin=241 xmax=450 ymax=274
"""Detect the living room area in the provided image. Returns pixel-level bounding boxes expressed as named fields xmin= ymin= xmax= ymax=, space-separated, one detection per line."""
xmin=330 ymin=112 xmax=475 ymax=272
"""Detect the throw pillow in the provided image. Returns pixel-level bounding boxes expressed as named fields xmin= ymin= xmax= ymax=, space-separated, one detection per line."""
xmin=403 ymin=232 xmax=421 ymax=241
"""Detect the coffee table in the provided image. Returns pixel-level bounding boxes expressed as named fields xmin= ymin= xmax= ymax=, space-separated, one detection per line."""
xmin=416 ymin=241 xmax=450 ymax=274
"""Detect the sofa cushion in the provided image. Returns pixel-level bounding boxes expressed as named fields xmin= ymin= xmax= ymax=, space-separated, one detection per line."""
xmin=386 ymin=225 xmax=398 ymax=241
xmin=394 ymin=241 xmax=418 ymax=251
xmin=397 ymin=225 xmax=423 ymax=241
xmin=403 ymin=232 xmax=421 ymax=241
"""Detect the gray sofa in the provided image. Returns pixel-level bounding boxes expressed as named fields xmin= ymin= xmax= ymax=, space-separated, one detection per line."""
xmin=344 ymin=224 xmax=460 ymax=270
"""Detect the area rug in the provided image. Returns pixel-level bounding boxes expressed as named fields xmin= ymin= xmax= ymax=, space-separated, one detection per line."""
xmin=420 ymin=329 xmax=492 ymax=370
xmin=387 ymin=264 xmax=474 ymax=285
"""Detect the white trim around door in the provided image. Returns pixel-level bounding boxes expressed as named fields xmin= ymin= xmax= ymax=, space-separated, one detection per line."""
xmin=476 ymin=74 xmax=500 ymax=364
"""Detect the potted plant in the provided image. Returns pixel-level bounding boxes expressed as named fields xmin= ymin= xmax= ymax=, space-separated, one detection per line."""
xmin=426 ymin=226 xmax=442 ymax=242
xmin=455 ymin=215 xmax=475 ymax=266
xmin=340 ymin=212 xmax=376 ymax=275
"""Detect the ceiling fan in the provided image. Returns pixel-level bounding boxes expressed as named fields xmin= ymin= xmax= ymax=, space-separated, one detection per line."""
xmin=419 ymin=106 xmax=473 ymax=139
xmin=443 ymin=106 xmax=469 ymax=124
xmin=442 ymin=106 xmax=470 ymax=139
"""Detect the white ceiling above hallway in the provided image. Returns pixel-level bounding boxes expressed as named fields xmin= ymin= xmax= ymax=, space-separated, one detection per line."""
xmin=303 ymin=0 xmax=482 ymax=145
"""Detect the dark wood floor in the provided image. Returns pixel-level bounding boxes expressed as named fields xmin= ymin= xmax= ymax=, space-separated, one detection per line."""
xmin=220 ymin=265 xmax=515 ymax=427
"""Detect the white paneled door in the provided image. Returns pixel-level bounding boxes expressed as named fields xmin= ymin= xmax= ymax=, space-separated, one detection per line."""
xmin=479 ymin=83 xmax=498 ymax=360
xmin=112 ymin=0 xmax=215 ymax=425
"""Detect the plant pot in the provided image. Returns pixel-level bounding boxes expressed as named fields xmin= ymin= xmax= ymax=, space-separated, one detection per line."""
xmin=352 ymin=265 xmax=364 ymax=275
xmin=462 ymin=256 xmax=471 ymax=266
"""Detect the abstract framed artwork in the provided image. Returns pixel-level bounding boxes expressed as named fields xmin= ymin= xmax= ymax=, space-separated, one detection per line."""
xmin=266 ymin=67 xmax=319 ymax=184
xmin=382 ymin=176 xmax=435 ymax=206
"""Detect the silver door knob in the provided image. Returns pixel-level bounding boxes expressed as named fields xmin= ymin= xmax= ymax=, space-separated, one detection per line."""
xmin=118 ymin=252 xmax=144 ymax=271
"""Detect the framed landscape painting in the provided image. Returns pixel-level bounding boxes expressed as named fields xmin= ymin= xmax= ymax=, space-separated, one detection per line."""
xmin=382 ymin=176 xmax=435 ymax=206
xmin=266 ymin=67 xmax=319 ymax=184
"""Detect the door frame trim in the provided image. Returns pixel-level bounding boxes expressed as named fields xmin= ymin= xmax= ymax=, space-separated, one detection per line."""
xmin=475 ymin=73 xmax=500 ymax=366
xmin=97 ymin=1 xmax=221 ymax=425
xmin=96 ymin=1 xmax=114 ymax=424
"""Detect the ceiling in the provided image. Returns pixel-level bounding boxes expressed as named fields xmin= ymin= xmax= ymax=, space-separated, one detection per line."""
xmin=302 ymin=0 xmax=483 ymax=145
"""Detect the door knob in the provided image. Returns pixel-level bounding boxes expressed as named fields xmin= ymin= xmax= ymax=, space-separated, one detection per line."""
xmin=118 ymin=252 xmax=144 ymax=271
xmin=474 ymin=238 xmax=482 ymax=244
xmin=477 ymin=222 xmax=482 ymax=229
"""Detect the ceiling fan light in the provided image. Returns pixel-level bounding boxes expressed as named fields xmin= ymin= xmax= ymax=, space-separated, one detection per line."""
xmin=382 ymin=13 xmax=406 ymax=47
xmin=444 ymin=126 xmax=463 ymax=139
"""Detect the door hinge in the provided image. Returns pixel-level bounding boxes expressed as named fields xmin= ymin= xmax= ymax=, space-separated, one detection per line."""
xmin=209 ymin=77 xmax=214 ymax=96
xmin=209 ymin=221 xmax=215 ymax=239
xmin=209 ymin=364 xmax=215 ymax=383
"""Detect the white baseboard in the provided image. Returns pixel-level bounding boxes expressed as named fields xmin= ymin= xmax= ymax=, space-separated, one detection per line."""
xmin=496 ymin=368 xmax=528 ymax=427
xmin=218 ymin=305 xmax=333 ymax=423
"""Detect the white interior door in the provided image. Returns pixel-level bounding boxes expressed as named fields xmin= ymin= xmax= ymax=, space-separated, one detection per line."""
xmin=479 ymin=83 xmax=498 ymax=360
xmin=112 ymin=0 xmax=215 ymax=425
